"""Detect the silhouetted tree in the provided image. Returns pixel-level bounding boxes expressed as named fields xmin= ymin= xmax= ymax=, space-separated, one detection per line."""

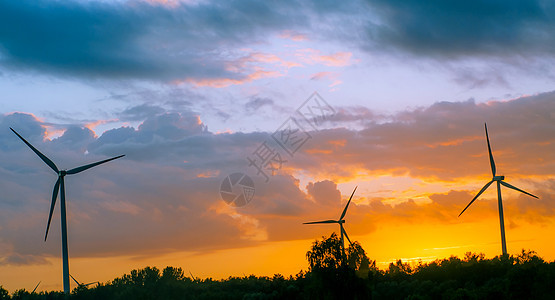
xmin=0 ymin=286 xmax=8 ymax=300
xmin=305 ymin=233 xmax=372 ymax=299
xmin=306 ymin=232 xmax=344 ymax=271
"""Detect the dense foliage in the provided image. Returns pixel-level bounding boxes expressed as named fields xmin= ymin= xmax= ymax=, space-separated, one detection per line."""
xmin=3 ymin=233 xmax=555 ymax=299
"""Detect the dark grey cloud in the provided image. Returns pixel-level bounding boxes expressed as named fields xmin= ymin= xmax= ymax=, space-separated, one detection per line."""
xmin=52 ymin=126 xmax=96 ymax=150
xmin=119 ymin=103 xmax=166 ymax=121
xmin=365 ymin=0 xmax=555 ymax=57
xmin=1 ymin=0 xmax=553 ymax=84
xmin=0 ymin=0 xmax=308 ymax=81
xmin=244 ymin=97 xmax=274 ymax=112
xmin=0 ymin=253 xmax=49 ymax=266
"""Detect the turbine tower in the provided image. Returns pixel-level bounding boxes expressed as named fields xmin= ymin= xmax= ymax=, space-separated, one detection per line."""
xmin=458 ymin=123 xmax=538 ymax=255
xmin=303 ymin=186 xmax=358 ymax=255
xmin=10 ymin=128 xmax=124 ymax=294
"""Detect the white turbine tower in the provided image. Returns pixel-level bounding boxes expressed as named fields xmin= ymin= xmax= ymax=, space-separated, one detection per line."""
xmin=458 ymin=123 xmax=538 ymax=255
xmin=303 ymin=186 xmax=358 ymax=255
xmin=11 ymin=128 xmax=124 ymax=294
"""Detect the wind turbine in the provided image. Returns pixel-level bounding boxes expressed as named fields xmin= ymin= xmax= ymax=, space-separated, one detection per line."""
xmin=70 ymin=274 xmax=99 ymax=288
xmin=10 ymin=128 xmax=124 ymax=294
xmin=458 ymin=123 xmax=538 ymax=255
xmin=303 ymin=186 xmax=358 ymax=255
xmin=31 ymin=281 xmax=41 ymax=294
xmin=189 ymin=271 xmax=197 ymax=282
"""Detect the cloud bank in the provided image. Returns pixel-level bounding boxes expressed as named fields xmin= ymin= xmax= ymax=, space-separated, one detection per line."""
xmin=0 ymin=91 xmax=553 ymax=265
xmin=2 ymin=0 xmax=555 ymax=83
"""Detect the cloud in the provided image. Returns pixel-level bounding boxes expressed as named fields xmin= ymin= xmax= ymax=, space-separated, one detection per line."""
xmin=179 ymin=69 xmax=283 ymax=88
xmin=307 ymin=180 xmax=341 ymax=207
xmin=244 ymin=97 xmax=274 ymax=112
xmin=364 ymin=0 xmax=555 ymax=58
xmin=296 ymin=49 xmax=353 ymax=67
xmin=291 ymin=92 xmax=555 ymax=182
xmin=0 ymin=253 xmax=50 ymax=266
xmin=119 ymin=104 xmax=166 ymax=121
xmin=278 ymin=30 xmax=307 ymax=41
xmin=0 ymin=0 xmax=310 ymax=82
xmin=1 ymin=91 xmax=554 ymax=261
xmin=3 ymin=0 xmax=553 ymax=87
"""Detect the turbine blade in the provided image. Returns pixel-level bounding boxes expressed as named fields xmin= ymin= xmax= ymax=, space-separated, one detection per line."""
xmin=459 ymin=180 xmax=493 ymax=217
xmin=485 ymin=123 xmax=496 ymax=177
xmin=32 ymin=281 xmax=41 ymax=293
xmin=341 ymin=225 xmax=352 ymax=245
xmin=10 ymin=128 xmax=59 ymax=173
xmin=45 ymin=177 xmax=60 ymax=241
xmin=303 ymin=220 xmax=338 ymax=224
xmin=70 ymin=274 xmax=80 ymax=286
xmin=84 ymin=282 xmax=99 ymax=287
xmin=340 ymin=186 xmax=358 ymax=221
xmin=189 ymin=271 xmax=196 ymax=281
xmin=500 ymin=181 xmax=539 ymax=199
xmin=66 ymin=155 xmax=124 ymax=175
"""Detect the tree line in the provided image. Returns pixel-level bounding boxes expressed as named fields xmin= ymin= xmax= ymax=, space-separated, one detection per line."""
xmin=2 ymin=233 xmax=554 ymax=299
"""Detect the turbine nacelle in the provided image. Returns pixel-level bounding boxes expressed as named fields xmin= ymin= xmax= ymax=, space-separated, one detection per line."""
xmin=59 ymin=170 xmax=67 ymax=176
xmin=493 ymin=175 xmax=505 ymax=181
xmin=303 ymin=186 xmax=357 ymax=254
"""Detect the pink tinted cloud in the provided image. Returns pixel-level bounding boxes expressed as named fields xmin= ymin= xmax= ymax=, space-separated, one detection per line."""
xmin=180 ymin=69 xmax=282 ymax=88
xmin=310 ymin=71 xmax=334 ymax=80
xmin=233 ymin=52 xmax=301 ymax=70
xmin=278 ymin=30 xmax=308 ymax=41
xmin=174 ymin=51 xmax=297 ymax=88
xmin=310 ymin=71 xmax=343 ymax=88
xmin=297 ymin=48 xmax=353 ymax=67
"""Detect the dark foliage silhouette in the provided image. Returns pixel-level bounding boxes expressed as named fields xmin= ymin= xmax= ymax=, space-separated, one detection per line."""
xmin=2 ymin=241 xmax=555 ymax=299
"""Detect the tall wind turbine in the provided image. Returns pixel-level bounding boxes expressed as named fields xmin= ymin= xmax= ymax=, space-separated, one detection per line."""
xmin=458 ymin=123 xmax=538 ymax=255
xmin=303 ymin=186 xmax=358 ymax=255
xmin=10 ymin=128 xmax=124 ymax=294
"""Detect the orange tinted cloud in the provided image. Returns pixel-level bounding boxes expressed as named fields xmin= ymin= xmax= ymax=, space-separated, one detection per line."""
xmin=287 ymin=94 xmax=555 ymax=182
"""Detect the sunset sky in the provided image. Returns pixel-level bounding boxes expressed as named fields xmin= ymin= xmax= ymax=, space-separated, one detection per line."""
xmin=1 ymin=0 xmax=555 ymax=293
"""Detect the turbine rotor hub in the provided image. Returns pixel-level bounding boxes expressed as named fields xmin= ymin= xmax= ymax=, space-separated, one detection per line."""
xmin=493 ymin=175 xmax=505 ymax=181
xmin=338 ymin=220 xmax=345 ymax=224
xmin=59 ymin=170 xmax=67 ymax=176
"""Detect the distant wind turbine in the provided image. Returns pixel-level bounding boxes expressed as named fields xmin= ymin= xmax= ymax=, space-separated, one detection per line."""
xmin=303 ymin=186 xmax=358 ymax=255
xmin=70 ymin=274 xmax=99 ymax=288
xmin=10 ymin=128 xmax=124 ymax=294
xmin=458 ymin=123 xmax=538 ymax=255
xmin=31 ymin=281 xmax=41 ymax=294
xmin=189 ymin=271 xmax=197 ymax=282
